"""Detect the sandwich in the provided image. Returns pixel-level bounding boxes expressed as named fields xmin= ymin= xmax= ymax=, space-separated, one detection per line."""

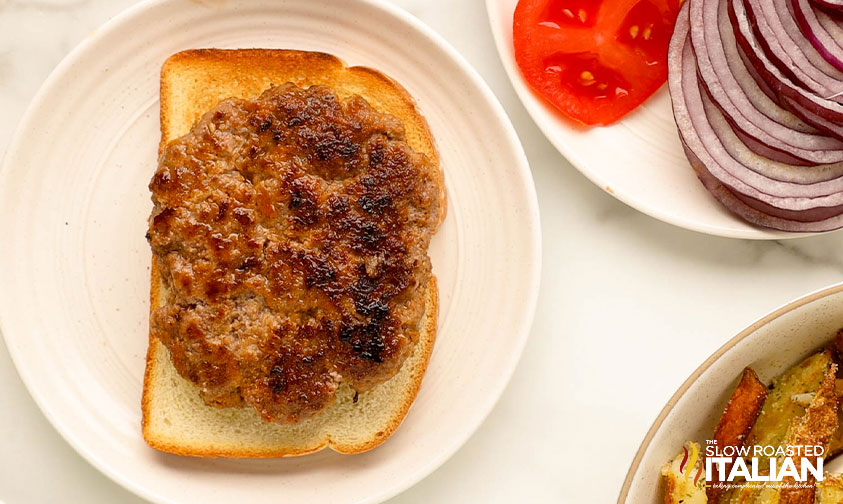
xmin=142 ymin=49 xmax=445 ymax=457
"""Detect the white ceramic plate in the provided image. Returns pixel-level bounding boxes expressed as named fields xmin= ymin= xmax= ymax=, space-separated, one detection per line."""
xmin=620 ymin=282 xmax=843 ymax=502
xmin=0 ymin=1 xmax=541 ymax=503
xmin=485 ymin=0 xmax=799 ymax=239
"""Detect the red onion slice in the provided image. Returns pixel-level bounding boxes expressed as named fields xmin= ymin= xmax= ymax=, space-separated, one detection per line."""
xmin=816 ymin=6 xmax=843 ymax=39
xmin=783 ymin=95 xmax=843 ymax=139
xmin=683 ymin=140 xmax=843 ymax=230
xmin=792 ymin=0 xmax=843 ymax=72
xmin=738 ymin=44 xmax=779 ymax=102
xmin=689 ymin=0 xmax=843 ymax=164
xmin=669 ymin=5 xmax=843 ymax=230
xmin=699 ymin=86 xmax=843 ymax=184
xmin=731 ymin=0 xmax=843 ymax=127
xmin=723 ymin=9 xmax=814 ymax=133
xmin=779 ymin=0 xmax=843 ymax=79
xmin=743 ymin=0 xmax=843 ymax=100
xmin=811 ymin=0 xmax=843 ymax=12
xmin=678 ymin=46 xmax=843 ymax=200
xmin=731 ymin=128 xmax=814 ymax=165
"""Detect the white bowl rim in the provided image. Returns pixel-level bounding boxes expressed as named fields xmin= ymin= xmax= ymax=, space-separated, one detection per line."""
xmin=617 ymin=281 xmax=843 ymax=502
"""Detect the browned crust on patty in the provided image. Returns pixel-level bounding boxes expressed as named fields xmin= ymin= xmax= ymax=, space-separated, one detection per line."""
xmin=159 ymin=49 xmax=445 ymax=225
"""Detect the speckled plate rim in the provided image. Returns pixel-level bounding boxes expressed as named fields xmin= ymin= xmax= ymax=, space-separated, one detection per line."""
xmin=0 ymin=0 xmax=541 ymax=502
xmin=616 ymin=281 xmax=843 ymax=503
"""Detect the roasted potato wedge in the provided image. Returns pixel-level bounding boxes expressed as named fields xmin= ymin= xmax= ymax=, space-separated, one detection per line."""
xmin=779 ymin=365 xmax=838 ymax=504
xmin=662 ymin=442 xmax=706 ymax=504
xmin=708 ymin=368 xmax=768 ymax=504
xmin=827 ymin=407 xmax=843 ymax=459
xmin=720 ymin=364 xmax=838 ymax=504
xmin=748 ymin=351 xmax=833 ymax=473
xmin=818 ymin=474 xmax=843 ymax=504
xmin=825 ymin=327 xmax=843 ymax=458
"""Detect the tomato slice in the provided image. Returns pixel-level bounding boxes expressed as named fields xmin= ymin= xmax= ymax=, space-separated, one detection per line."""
xmin=513 ymin=0 xmax=682 ymax=125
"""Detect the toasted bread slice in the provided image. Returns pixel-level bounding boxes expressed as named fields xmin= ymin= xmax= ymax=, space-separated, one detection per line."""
xmin=142 ymin=49 xmax=442 ymax=457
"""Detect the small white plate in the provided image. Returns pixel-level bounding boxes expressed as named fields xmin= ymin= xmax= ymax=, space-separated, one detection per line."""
xmin=0 ymin=1 xmax=541 ymax=503
xmin=620 ymin=282 xmax=843 ymax=502
xmin=485 ymin=0 xmax=796 ymax=239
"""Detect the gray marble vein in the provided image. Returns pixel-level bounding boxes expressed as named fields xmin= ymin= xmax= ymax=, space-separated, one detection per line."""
xmin=775 ymin=236 xmax=843 ymax=273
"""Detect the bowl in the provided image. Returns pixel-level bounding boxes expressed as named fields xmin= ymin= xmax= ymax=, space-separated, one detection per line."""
xmin=619 ymin=282 xmax=843 ymax=502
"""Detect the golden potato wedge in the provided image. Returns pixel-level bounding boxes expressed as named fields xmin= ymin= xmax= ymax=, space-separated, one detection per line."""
xmin=662 ymin=442 xmax=706 ymax=504
xmin=708 ymin=368 xmax=768 ymax=504
xmin=818 ymin=474 xmax=843 ymax=504
xmin=779 ymin=365 xmax=838 ymax=504
xmin=748 ymin=351 xmax=833 ymax=473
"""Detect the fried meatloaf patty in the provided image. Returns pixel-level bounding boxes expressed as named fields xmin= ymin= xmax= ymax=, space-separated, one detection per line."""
xmin=147 ymin=83 xmax=441 ymax=424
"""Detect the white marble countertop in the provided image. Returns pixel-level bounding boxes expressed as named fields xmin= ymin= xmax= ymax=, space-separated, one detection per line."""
xmin=3 ymin=0 xmax=843 ymax=502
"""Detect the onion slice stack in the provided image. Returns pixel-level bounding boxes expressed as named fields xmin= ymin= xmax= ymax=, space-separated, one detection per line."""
xmin=669 ymin=1 xmax=843 ymax=231
xmin=689 ymin=0 xmax=843 ymax=165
